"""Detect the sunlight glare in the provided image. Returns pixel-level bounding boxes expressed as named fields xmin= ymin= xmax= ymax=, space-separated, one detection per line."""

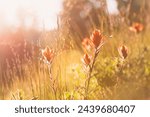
xmin=0 ymin=0 xmax=62 ymax=30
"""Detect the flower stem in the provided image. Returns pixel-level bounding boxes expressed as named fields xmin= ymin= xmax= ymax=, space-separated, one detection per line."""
xmin=48 ymin=65 xmax=57 ymax=99
xmin=84 ymin=49 xmax=98 ymax=99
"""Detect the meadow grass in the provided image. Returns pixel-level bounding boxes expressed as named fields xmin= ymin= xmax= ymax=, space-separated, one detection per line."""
xmin=0 ymin=26 xmax=150 ymax=100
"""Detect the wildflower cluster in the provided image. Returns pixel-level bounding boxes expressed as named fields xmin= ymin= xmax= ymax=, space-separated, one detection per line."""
xmin=82 ymin=29 xmax=104 ymax=67
xmin=81 ymin=29 xmax=105 ymax=99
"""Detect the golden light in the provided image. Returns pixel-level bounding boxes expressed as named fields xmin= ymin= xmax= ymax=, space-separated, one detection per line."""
xmin=0 ymin=0 xmax=62 ymax=31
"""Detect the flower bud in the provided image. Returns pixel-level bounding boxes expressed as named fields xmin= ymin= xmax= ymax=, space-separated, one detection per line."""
xmin=91 ymin=30 xmax=103 ymax=49
xmin=129 ymin=23 xmax=143 ymax=33
xmin=82 ymin=38 xmax=92 ymax=51
xmin=82 ymin=53 xmax=91 ymax=66
xmin=42 ymin=46 xmax=54 ymax=62
xmin=118 ymin=45 xmax=128 ymax=59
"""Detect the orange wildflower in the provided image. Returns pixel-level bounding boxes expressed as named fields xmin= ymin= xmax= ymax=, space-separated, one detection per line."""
xmin=129 ymin=23 xmax=144 ymax=33
xmin=82 ymin=38 xmax=92 ymax=50
xmin=90 ymin=29 xmax=103 ymax=49
xmin=42 ymin=46 xmax=54 ymax=62
xmin=118 ymin=45 xmax=128 ymax=59
xmin=82 ymin=53 xmax=91 ymax=66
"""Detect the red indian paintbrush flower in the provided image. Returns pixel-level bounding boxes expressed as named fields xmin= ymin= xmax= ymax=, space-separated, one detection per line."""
xmin=90 ymin=29 xmax=103 ymax=49
xmin=129 ymin=22 xmax=144 ymax=33
xmin=42 ymin=46 xmax=54 ymax=63
xmin=82 ymin=53 xmax=91 ymax=66
xmin=118 ymin=45 xmax=128 ymax=59
xmin=82 ymin=38 xmax=92 ymax=51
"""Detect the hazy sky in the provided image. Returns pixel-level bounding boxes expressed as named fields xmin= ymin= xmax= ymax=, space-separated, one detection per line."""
xmin=0 ymin=0 xmax=62 ymax=30
xmin=107 ymin=0 xmax=118 ymax=14
xmin=0 ymin=0 xmax=118 ymax=30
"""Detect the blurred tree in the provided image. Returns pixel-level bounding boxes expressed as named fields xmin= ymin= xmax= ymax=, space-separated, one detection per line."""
xmin=59 ymin=0 xmax=110 ymax=39
xmin=117 ymin=0 xmax=150 ymax=25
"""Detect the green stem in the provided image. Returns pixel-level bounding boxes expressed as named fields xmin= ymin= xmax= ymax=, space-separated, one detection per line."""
xmin=84 ymin=49 xmax=98 ymax=99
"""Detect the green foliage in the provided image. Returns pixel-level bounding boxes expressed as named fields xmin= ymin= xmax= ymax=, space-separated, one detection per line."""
xmin=95 ymin=57 xmax=118 ymax=87
xmin=92 ymin=44 xmax=150 ymax=99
